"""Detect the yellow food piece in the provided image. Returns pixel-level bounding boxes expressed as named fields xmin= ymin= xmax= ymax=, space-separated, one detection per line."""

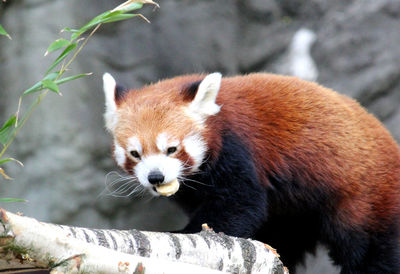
xmin=155 ymin=179 xmax=180 ymax=196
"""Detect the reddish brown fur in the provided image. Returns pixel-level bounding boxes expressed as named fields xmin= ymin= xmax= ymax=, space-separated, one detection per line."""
xmin=115 ymin=73 xmax=400 ymax=232
xmin=175 ymin=149 xmax=194 ymax=170
xmin=220 ymin=74 xmax=400 ymax=232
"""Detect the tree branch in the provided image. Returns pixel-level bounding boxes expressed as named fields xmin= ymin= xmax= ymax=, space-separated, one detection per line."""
xmin=0 ymin=209 xmax=287 ymax=273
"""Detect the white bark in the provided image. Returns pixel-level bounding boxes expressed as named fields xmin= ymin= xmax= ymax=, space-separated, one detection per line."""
xmin=0 ymin=209 xmax=287 ymax=273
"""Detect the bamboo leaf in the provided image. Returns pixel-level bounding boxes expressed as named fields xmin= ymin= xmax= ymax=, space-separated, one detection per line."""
xmin=45 ymin=42 xmax=77 ymax=75
xmin=101 ymin=14 xmax=139 ymax=24
xmin=112 ymin=2 xmax=144 ymax=12
xmin=0 ymin=115 xmax=17 ymax=145
xmin=71 ymin=11 xmax=117 ymax=40
xmin=112 ymin=1 xmax=159 ymax=12
xmin=22 ymin=81 xmax=44 ymax=95
xmin=55 ymin=72 xmax=93 ymax=85
xmin=0 ymin=24 xmax=11 ymax=40
xmin=45 ymin=39 xmax=70 ymax=56
xmin=71 ymin=31 xmax=84 ymax=42
xmin=0 ymin=158 xmax=11 ymax=165
xmin=41 ymin=79 xmax=59 ymax=94
xmin=60 ymin=27 xmax=80 ymax=33
xmin=70 ymin=2 xmax=146 ymax=41
xmin=70 ymin=10 xmax=113 ymax=40
xmin=0 ymin=158 xmax=23 ymax=166
xmin=23 ymin=72 xmax=60 ymax=95
xmin=24 ymin=72 xmax=91 ymax=96
xmin=0 ymin=198 xmax=27 ymax=203
xmin=0 ymin=115 xmax=16 ymax=133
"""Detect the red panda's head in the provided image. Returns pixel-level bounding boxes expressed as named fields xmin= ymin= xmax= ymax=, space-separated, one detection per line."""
xmin=103 ymin=73 xmax=222 ymax=196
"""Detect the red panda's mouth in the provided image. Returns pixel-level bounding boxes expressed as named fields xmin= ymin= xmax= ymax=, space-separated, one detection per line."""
xmin=153 ymin=179 xmax=180 ymax=197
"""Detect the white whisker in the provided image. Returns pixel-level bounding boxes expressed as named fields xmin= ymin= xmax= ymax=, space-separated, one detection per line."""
xmin=179 ymin=176 xmax=213 ymax=187
xmin=181 ymin=181 xmax=197 ymax=191
xmin=126 ymin=184 xmax=145 ymax=196
xmin=112 ymin=180 xmax=136 ymax=193
xmin=100 ymin=171 xmax=145 ymax=198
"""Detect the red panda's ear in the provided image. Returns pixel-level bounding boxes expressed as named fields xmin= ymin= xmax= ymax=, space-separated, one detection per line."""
xmin=115 ymin=84 xmax=128 ymax=103
xmin=187 ymin=72 xmax=222 ymax=118
xmin=103 ymin=73 xmax=120 ymax=132
xmin=181 ymin=80 xmax=202 ymax=102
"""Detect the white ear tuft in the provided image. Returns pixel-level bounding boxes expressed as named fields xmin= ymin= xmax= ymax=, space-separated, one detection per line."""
xmin=103 ymin=73 xmax=116 ymax=106
xmin=103 ymin=72 xmax=118 ymax=132
xmin=189 ymin=72 xmax=222 ymax=118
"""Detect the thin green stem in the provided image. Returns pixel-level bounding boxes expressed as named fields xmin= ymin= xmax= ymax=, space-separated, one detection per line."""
xmin=0 ymin=91 xmax=48 ymax=159
xmin=59 ymin=23 xmax=101 ymax=78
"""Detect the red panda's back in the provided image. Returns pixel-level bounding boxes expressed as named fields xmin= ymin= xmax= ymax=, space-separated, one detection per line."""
xmin=214 ymin=73 xmax=400 ymax=231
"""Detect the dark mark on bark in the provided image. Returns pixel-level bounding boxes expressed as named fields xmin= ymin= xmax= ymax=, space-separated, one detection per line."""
xmin=129 ymin=229 xmax=151 ymax=257
xmin=199 ymin=230 xmax=234 ymax=252
xmin=186 ymin=234 xmax=197 ymax=248
xmin=272 ymin=257 xmax=285 ymax=274
xmin=107 ymin=230 xmax=118 ymax=249
xmin=82 ymin=229 xmax=91 ymax=243
xmin=218 ymin=258 xmax=224 ymax=271
xmin=127 ymin=232 xmax=134 ymax=251
xmin=119 ymin=230 xmax=134 ymax=253
xmin=238 ymin=238 xmax=256 ymax=274
xmin=219 ymin=233 xmax=234 ymax=260
xmin=55 ymin=224 xmax=64 ymax=230
xmin=217 ymin=233 xmax=234 ymax=250
xmin=166 ymin=232 xmax=182 ymax=259
xmin=92 ymin=229 xmax=110 ymax=248
xmin=199 ymin=230 xmax=211 ymax=248
xmin=69 ymin=227 xmax=77 ymax=238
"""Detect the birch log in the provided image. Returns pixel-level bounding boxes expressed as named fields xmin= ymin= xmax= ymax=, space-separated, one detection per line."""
xmin=0 ymin=209 xmax=287 ymax=273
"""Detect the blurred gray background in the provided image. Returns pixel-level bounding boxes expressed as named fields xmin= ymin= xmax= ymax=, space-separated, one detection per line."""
xmin=1 ymin=0 xmax=400 ymax=273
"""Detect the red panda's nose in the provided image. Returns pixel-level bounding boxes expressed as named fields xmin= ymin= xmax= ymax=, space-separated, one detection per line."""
xmin=148 ymin=170 xmax=165 ymax=185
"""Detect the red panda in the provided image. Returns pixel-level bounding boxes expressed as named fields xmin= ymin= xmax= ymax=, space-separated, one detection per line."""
xmin=102 ymin=72 xmax=400 ymax=273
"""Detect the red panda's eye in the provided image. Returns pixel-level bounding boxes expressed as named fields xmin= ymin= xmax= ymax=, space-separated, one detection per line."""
xmin=130 ymin=150 xmax=141 ymax=159
xmin=167 ymin=147 xmax=177 ymax=155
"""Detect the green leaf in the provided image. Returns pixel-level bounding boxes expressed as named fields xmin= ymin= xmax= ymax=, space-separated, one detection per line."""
xmin=0 ymin=158 xmax=23 ymax=166
xmin=23 ymin=72 xmax=60 ymax=95
xmin=61 ymin=27 xmax=80 ymax=33
xmin=0 ymin=24 xmax=11 ymax=39
xmin=112 ymin=2 xmax=143 ymax=13
xmin=71 ymin=5 xmax=143 ymax=41
xmin=45 ymin=39 xmax=71 ymax=56
xmin=45 ymin=42 xmax=77 ymax=75
xmin=70 ymin=10 xmax=113 ymax=40
xmin=0 ymin=115 xmax=16 ymax=133
xmin=70 ymin=31 xmax=84 ymax=42
xmin=22 ymin=81 xmax=44 ymax=95
xmin=0 ymin=159 xmax=12 ymax=165
xmin=41 ymin=79 xmax=59 ymax=94
xmin=101 ymin=13 xmax=139 ymax=24
xmin=0 ymin=115 xmax=17 ymax=145
xmin=0 ymin=198 xmax=27 ymax=203
xmin=55 ymin=72 xmax=92 ymax=85
xmin=23 ymin=72 xmax=90 ymax=96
